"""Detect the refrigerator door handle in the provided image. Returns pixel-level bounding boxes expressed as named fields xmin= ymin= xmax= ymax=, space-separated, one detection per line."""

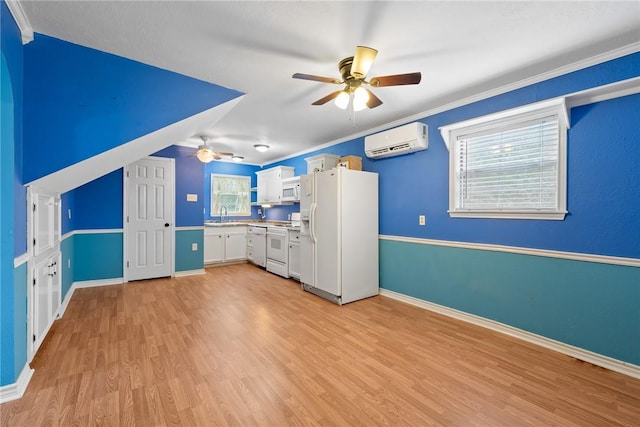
xmin=310 ymin=202 xmax=317 ymax=244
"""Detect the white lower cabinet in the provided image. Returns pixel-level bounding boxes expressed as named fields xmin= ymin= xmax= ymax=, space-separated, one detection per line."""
xmin=204 ymin=225 xmax=247 ymax=264
xmin=288 ymin=230 xmax=300 ymax=280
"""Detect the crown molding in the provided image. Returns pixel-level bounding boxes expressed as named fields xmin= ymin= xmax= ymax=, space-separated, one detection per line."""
xmin=5 ymin=0 xmax=34 ymax=44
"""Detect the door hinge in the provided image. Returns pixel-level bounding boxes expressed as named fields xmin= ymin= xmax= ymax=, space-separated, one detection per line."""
xmin=126 ymin=216 xmax=129 ymax=223
xmin=126 ymin=171 xmax=129 ymax=178
xmin=33 ymin=334 xmax=36 ymax=342
xmin=126 ymin=261 xmax=129 ymax=268
xmin=32 ymin=203 xmax=36 ymax=212
xmin=33 ymin=278 xmax=36 ymax=286
xmin=33 ymin=238 xmax=36 ymax=247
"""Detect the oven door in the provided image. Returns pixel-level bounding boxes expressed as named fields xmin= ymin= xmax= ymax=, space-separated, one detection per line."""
xmin=266 ymin=231 xmax=287 ymax=263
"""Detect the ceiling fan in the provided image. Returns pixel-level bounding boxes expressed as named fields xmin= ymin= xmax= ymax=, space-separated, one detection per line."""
xmin=194 ymin=136 xmax=237 ymax=163
xmin=292 ymin=46 xmax=421 ymax=111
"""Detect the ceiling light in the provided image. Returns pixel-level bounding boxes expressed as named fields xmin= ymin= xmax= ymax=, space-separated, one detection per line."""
xmin=231 ymin=155 xmax=244 ymax=162
xmin=196 ymin=146 xmax=215 ymax=163
xmin=353 ymin=86 xmax=370 ymax=111
xmin=254 ymin=144 xmax=269 ymax=152
xmin=334 ymin=91 xmax=350 ymax=109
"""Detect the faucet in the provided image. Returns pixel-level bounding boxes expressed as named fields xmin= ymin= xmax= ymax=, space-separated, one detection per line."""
xmin=219 ymin=205 xmax=227 ymax=223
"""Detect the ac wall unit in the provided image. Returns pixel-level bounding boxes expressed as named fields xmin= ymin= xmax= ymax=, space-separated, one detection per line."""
xmin=364 ymin=122 xmax=428 ymax=159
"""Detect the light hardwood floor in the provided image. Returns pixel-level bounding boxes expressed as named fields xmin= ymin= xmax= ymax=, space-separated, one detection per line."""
xmin=1 ymin=263 xmax=639 ymax=426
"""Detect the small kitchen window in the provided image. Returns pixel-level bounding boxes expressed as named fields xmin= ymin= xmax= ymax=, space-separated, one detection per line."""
xmin=440 ymin=98 xmax=569 ymax=220
xmin=210 ymin=174 xmax=251 ymax=216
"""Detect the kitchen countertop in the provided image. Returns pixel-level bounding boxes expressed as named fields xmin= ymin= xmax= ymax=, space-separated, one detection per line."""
xmin=204 ymin=220 xmax=295 ymax=228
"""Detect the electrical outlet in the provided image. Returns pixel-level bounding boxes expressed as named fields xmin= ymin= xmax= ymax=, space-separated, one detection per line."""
xmin=191 ymin=243 xmax=198 ymax=251
xmin=419 ymin=215 xmax=426 ymax=226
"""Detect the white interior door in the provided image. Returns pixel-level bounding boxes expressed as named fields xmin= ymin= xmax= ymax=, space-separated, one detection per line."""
xmin=125 ymin=157 xmax=174 ymax=281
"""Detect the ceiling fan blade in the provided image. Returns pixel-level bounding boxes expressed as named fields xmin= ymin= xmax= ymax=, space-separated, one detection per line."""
xmin=369 ymin=72 xmax=422 ymax=87
xmin=214 ymin=152 xmax=234 ymax=157
xmin=351 ymin=46 xmax=378 ymax=79
xmin=292 ymin=73 xmax=341 ymax=84
xmin=364 ymin=89 xmax=383 ymax=109
xmin=312 ymin=90 xmax=343 ymax=106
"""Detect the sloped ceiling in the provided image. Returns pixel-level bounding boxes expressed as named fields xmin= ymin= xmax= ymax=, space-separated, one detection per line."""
xmin=18 ymin=1 xmax=640 ymax=164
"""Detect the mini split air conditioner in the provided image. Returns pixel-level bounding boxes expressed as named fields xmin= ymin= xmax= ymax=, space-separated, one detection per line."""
xmin=364 ymin=122 xmax=428 ymax=159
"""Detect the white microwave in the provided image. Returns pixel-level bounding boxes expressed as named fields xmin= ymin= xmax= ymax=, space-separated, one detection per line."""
xmin=281 ymin=177 xmax=301 ymax=202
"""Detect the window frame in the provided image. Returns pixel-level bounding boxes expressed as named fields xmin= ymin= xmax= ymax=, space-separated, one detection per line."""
xmin=210 ymin=173 xmax=251 ymax=217
xmin=440 ymin=98 xmax=569 ymax=220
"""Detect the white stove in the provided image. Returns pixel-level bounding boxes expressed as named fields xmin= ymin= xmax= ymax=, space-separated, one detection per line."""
xmin=266 ymin=225 xmax=289 ymax=277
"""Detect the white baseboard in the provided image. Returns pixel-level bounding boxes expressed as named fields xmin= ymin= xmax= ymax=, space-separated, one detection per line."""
xmin=0 ymin=364 xmax=35 ymax=404
xmin=174 ymin=269 xmax=205 ymax=277
xmin=379 ymin=289 xmax=640 ymax=380
xmin=74 ymin=277 xmax=124 ymax=288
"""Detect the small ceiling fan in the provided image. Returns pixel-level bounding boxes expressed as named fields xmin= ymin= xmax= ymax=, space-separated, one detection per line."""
xmin=292 ymin=46 xmax=421 ymax=111
xmin=193 ymin=136 xmax=236 ymax=163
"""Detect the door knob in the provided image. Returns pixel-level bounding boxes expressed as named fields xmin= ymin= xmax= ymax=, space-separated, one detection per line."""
xmin=164 ymin=223 xmax=170 ymax=227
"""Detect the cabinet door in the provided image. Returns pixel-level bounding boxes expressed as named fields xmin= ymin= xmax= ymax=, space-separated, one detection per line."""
xmin=225 ymin=232 xmax=247 ymax=261
xmin=288 ymin=243 xmax=300 ymax=279
xmin=266 ymin=172 xmax=281 ymax=203
xmin=204 ymin=232 xmax=224 ymax=263
xmin=257 ymin=175 xmax=269 ymax=203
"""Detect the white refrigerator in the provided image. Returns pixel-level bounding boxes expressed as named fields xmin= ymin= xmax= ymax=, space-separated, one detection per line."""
xmin=299 ymin=167 xmax=379 ymax=305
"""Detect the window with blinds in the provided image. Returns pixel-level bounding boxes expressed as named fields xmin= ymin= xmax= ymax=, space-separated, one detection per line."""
xmin=210 ymin=174 xmax=251 ymax=216
xmin=443 ymin=99 xmax=568 ymax=220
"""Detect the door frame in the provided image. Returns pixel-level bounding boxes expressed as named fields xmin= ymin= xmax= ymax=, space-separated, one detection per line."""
xmin=123 ymin=156 xmax=176 ymax=282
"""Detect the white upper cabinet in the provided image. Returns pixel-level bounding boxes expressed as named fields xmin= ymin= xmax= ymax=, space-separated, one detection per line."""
xmin=255 ymin=166 xmax=295 ymax=205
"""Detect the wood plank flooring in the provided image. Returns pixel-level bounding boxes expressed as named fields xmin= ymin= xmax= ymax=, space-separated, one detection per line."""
xmin=1 ymin=263 xmax=639 ymax=426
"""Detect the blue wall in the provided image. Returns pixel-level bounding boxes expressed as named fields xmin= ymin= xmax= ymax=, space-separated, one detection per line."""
xmin=22 ymin=34 xmax=242 ymax=184
xmin=264 ymin=52 xmax=640 ymax=365
xmin=1 ymin=0 xmax=25 ymax=386
xmin=380 ymin=240 xmax=639 ymax=364
xmin=73 ymin=232 xmax=123 ymax=282
xmin=175 ymin=230 xmax=204 ymax=272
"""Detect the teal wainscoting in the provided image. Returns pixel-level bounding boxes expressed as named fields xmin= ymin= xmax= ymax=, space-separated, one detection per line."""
xmin=60 ymin=235 xmax=74 ymax=299
xmin=74 ymin=232 xmax=123 ymax=282
xmin=12 ymin=261 xmax=27 ymax=382
xmin=379 ymin=238 xmax=640 ymax=366
xmin=175 ymin=229 xmax=204 ymax=272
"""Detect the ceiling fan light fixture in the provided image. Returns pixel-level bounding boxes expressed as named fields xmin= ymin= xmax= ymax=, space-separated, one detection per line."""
xmin=334 ymin=91 xmax=350 ymax=109
xmin=196 ymin=146 xmax=215 ymax=163
xmin=231 ymin=155 xmax=244 ymax=162
xmin=254 ymin=144 xmax=270 ymax=152
xmin=351 ymin=46 xmax=378 ymax=78
xmin=353 ymin=87 xmax=370 ymax=111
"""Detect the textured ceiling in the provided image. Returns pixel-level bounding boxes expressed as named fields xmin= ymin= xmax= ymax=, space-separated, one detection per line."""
xmin=19 ymin=1 xmax=640 ymax=165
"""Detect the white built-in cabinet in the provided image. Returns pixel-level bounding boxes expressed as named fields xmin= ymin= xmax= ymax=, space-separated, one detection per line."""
xmin=204 ymin=225 xmax=247 ymax=264
xmin=28 ymin=186 xmax=62 ymax=357
xmin=305 ymin=153 xmax=340 ymax=174
xmin=255 ymin=166 xmax=294 ymax=205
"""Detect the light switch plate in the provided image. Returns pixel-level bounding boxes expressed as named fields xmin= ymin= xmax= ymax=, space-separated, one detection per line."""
xmin=419 ymin=215 xmax=426 ymax=226
xmin=191 ymin=243 xmax=198 ymax=251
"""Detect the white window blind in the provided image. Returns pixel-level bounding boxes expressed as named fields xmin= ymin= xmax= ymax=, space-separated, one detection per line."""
xmin=210 ymin=174 xmax=251 ymax=216
xmin=454 ymin=116 xmax=559 ymax=211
